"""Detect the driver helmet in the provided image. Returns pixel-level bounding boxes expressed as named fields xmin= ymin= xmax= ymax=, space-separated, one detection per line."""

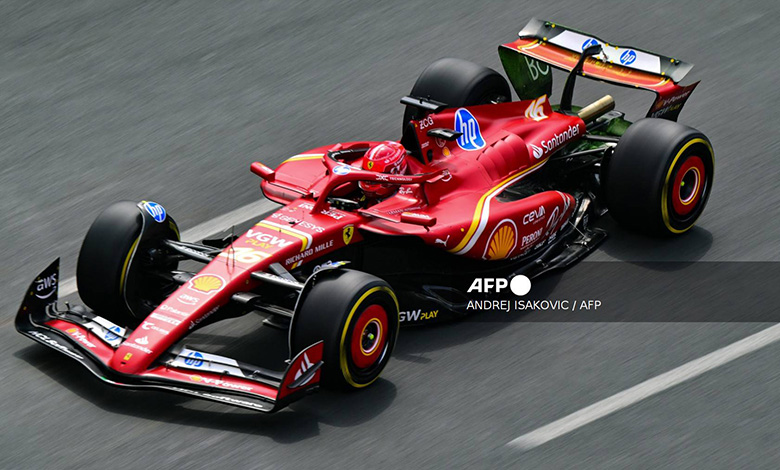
xmin=359 ymin=141 xmax=408 ymax=198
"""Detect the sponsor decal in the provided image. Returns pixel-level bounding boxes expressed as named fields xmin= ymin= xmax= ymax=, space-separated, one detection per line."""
xmin=160 ymin=304 xmax=188 ymax=317
xmin=442 ymin=147 xmax=452 ymax=157
xmin=523 ymin=55 xmax=550 ymax=80
xmin=312 ymin=260 xmax=349 ymax=273
xmin=141 ymin=321 xmax=170 ymax=336
xmin=333 ymin=165 xmax=352 ymax=175
xmin=296 ymin=202 xmax=346 ymax=220
xmin=418 ymin=115 xmax=434 ymax=130
xmin=435 ymin=235 xmax=450 ymax=247
xmin=34 ymin=273 xmax=58 ymax=299
xmin=484 ymin=220 xmax=518 ymax=260
xmin=314 ymin=239 xmax=334 ymax=253
xmin=398 ymin=187 xmax=413 ymax=195
xmin=104 ymin=325 xmax=122 ymax=342
xmin=537 ymin=124 xmax=581 ymax=157
xmin=523 ymin=206 xmax=546 ymax=225
xmin=521 ymin=228 xmax=543 ymax=248
xmin=150 ymin=313 xmax=182 ymax=326
xmin=244 ymin=228 xmax=295 ymax=248
xmin=435 ymin=137 xmax=446 ymax=148
xmin=343 ymin=225 xmax=354 ymax=245
xmin=524 ymin=95 xmax=548 ymax=122
xmin=285 ymin=249 xmax=313 ymax=266
xmin=189 ymin=307 xmax=218 ymax=330
xmin=269 ymin=214 xmax=325 ymax=233
xmin=65 ymin=327 xmax=97 ymax=349
xmin=218 ymin=246 xmax=268 ymax=264
xmin=387 ymin=205 xmax=423 ymax=215
xmin=581 ymin=38 xmax=600 ymax=50
xmin=135 ymin=336 xmax=149 ymax=345
xmin=189 ymin=375 xmax=252 ymax=392
xmin=184 ymin=351 xmax=205 ymax=367
xmin=188 ymin=274 xmax=225 ymax=295
xmin=293 ymin=353 xmax=315 ymax=387
xmin=143 ymin=201 xmax=166 ymax=223
xmin=530 ymin=144 xmax=544 ymax=160
xmin=619 ymin=49 xmax=637 ymax=65
xmin=29 ymin=331 xmax=84 ymax=359
xmin=177 ymin=293 xmax=199 ymax=306
xmin=123 ymin=342 xmax=152 ymax=354
xmin=454 ymin=108 xmax=486 ymax=151
xmin=400 ymin=309 xmax=439 ymax=322
xmin=367 ymin=160 xmax=374 ymax=170
xmin=123 ymin=353 xmax=133 ymax=360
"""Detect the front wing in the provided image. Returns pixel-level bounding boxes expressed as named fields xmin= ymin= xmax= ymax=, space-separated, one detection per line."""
xmin=15 ymin=259 xmax=323 ymax=413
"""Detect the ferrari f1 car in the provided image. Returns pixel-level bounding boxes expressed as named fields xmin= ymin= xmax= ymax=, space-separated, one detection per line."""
xmin=17 ymin=19 xmax=713 ymax=412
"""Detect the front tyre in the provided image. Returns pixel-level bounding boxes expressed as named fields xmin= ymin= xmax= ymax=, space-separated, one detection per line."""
xmin=290 ymin=269 xmax=399 ymax=390
xmin=76 ymin=201 xmax=179 ymax=326
xmin=604 ymin=118 xmax=714 ymax=235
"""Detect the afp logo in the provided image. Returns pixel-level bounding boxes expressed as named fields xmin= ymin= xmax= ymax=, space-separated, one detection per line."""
xmin=455 ymin=108 xmax=485 ymax=151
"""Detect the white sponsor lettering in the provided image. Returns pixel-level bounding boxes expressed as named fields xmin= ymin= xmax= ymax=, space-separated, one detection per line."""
xmin=160 ymin=304 xmax=188 ymax=317
xmin=34 ymin=273 xmax=58 ymax=299
xmin=245 ymin=228 xmax=295 ymax=247
xmin=521 ymin=228 xmax=543 ymax=247
xmin=65 ymin=328 xmax=97 ymax=349
xmin=190 ymin=375 xmax=252 ymax=392
xmin=177 ymin=293 xmax=199 ymax=305
xmin=539 ymin=124 xmax=581 ymax=156
xmin=123 ymin=342 xmax=153 ymax=354
xmin=141 ymin=321 xmax=170 ymax=335
xmin=524 ymin=95 xmax=548 ymax=121
xmin=150 ymin=313 xmax=182 ymax=326
xmin=29 ymin=331 xmax=84 ymax=359
xmin=523 ymin=206 xmax=546 ymax=225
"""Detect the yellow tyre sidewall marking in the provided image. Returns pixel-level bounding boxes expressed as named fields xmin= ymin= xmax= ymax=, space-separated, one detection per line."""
xmin=660 ymin=138 xmax=713 ymax=234
xmin=339 ymin=286 xmax=399 ymax=388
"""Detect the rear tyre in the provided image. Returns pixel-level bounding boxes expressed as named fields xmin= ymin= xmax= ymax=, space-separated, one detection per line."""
xmin=76 ymin=201 xmax=179 ymax=326
xmin=402 ymin=58 xmax=511 ymax=127
xmin=291 ymin=269 xmax=399 ymax=390
xmin=604 ymin=118 xmax=714 ymax=235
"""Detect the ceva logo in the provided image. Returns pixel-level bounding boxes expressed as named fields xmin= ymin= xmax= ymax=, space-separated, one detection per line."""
xmin=455 ymin=108 xmax=485 ymax=151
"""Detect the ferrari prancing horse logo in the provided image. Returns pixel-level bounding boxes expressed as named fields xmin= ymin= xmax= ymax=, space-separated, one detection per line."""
xmin=343 ymin=225 xmax=354 ymax=245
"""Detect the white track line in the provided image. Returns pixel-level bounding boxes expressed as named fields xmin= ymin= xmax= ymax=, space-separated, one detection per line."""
xmin=507 ymin=322 xmax=780 ymax=451
xmin=58 ymin=200 xmax=278 ymax=298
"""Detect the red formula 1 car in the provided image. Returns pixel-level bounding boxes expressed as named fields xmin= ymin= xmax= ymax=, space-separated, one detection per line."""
xmin=17 ymin=19 xmax=714 ymax=412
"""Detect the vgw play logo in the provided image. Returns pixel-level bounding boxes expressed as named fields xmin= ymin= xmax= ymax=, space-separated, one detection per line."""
xmin=455 ymin=108 xmax=485 ymax=151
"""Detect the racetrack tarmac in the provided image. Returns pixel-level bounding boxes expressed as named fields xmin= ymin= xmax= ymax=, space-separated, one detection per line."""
xmin=1 ymin=1 xmax=779 ymax=468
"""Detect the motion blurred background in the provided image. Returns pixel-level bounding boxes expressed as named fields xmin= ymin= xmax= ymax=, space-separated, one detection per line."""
xmin=1 ymin=1 xmax=779 ymax=468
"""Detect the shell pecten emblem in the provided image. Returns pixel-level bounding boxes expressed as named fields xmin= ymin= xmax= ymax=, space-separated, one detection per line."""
xmin=188 ymin=274 xmax=226 ymax=295
xmin=483 ymin=220 xmax=518 ymax=260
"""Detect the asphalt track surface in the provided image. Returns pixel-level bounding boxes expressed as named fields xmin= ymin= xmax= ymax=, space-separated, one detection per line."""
xmin=1 ymin=1 xmax=779 ymax=468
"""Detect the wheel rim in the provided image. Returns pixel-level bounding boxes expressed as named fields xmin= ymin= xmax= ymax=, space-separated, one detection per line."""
xmin=350 ymin=304 xmax=388 ymax=369
xmin=672 ymin=156 xmax=705 ymax=216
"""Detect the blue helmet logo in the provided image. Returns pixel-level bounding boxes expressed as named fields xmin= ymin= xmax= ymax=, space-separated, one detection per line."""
xmin=184 ymin=351 xmax=204 ymax=367
xmin=143 ymin=201 xmax=166 ymax=223
xmin=620 ymin=50 xmax=637 ymax=65
xmin=455 ymin=108 xmax=485 ymax=151
xmin=333 ymin=165 xmax=351 ymax=175
xmin=581 ymin=38 xmax=599 ymax=50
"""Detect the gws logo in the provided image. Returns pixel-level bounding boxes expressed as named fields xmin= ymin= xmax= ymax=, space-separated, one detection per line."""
xmin=582 ymin=38 xmax=600 ymax=50
xmin=620 ymin=49 xmax=637 ymax=65
xmin=455 ymin=108 xmax=485 ymax=151
xmin=524 ymin=95 xmax=548 ymax=122
xmin=143 ymin=201 xmax=166 ymax=223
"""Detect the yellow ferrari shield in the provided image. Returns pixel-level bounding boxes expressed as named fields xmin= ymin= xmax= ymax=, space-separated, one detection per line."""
xmin=343 ymin=225 xmax=354 ymax=245
xmin=367 ymin=161 xmax=374 ymax=170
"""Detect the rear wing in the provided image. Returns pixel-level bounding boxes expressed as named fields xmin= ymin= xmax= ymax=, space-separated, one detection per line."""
xmin=499 ymin=18 xmax=699 ymax=121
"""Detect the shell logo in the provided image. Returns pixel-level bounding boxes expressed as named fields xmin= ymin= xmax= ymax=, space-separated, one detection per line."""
xmin=484 ymin=220 xmax=518 ymax=260
xmin=190 ymin=375 xmax=203 ymax=382
xmin=188 ymin=274 xmax=225 ymax=295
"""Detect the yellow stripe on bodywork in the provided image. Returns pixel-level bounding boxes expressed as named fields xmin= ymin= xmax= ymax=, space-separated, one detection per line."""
xmin=449 ymin=158 xmax=548 ymax=254
xmin=283 ymin=153 xmax=325 ymax=163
